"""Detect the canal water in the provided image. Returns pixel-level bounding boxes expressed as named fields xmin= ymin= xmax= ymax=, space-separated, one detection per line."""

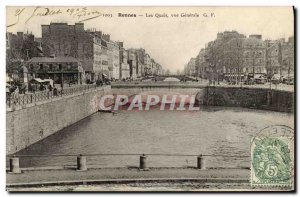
xmin=17 ymin=106 xmax=294 ymax=169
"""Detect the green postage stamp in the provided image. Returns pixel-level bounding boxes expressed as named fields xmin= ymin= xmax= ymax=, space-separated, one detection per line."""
xmin=251 ymin=125 xmax=294 ymax=187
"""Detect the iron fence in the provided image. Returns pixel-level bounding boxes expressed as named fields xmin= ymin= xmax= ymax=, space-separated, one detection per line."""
xmin=6 ymin=153 xmax=251 ymax=172
xmin=7 ymin=84 xmax=98 ymax=108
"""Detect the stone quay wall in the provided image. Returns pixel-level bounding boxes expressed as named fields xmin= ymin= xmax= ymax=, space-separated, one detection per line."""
xmin=6 ymin=86 xmax=111 ymax=154
xmin=203 ymin=86 xmax=294 ymax=113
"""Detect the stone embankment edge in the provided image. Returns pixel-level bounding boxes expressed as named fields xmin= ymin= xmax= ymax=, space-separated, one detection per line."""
xmin=7 ymin=177 xmax=249 ymax=188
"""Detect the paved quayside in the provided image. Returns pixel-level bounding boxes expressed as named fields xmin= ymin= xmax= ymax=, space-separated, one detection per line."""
xmin=6 ymin=167 xmax=293 ymax=191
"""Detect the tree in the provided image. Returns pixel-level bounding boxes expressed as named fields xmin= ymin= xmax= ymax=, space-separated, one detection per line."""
xmin=205 ymin=40 xmax=226 ymax=84
xmin=165 ymin=69 xmax=171 ymax=76
xmin=223 ymin=39 xmax=244 ymax=84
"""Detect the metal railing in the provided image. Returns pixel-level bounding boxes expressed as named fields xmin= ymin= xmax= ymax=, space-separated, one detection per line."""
xmin=6 ymin=153 xmax=250 ymax=157
xmin=6 ymin=153 xmax=250 ymax=173
xmin=111 ymin=81 xmax=294 ymax=92
xmin=6 ymin=84 xmax=99 ymax=108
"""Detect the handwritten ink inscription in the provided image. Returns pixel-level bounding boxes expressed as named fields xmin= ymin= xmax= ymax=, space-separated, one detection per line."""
xmin=8 ymin=7 xmax=113 ymax=28
xmin=7 ymin=7 xmax=215 ymax=29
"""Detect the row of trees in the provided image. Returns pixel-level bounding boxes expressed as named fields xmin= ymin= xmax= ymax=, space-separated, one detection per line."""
xmin=191 ymin=31 xmax=294 ymax=84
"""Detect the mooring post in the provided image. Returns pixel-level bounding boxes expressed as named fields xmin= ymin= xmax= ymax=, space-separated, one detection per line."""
xmin=139 ymin=154 xmax=148 ymax=170
xmin=9 ymin=156 xmax=21 ymax=173
xmin=197 ymin=155 xmax=205 ymax=170
xmin=77 ymin=154 xmax=87 ymax=171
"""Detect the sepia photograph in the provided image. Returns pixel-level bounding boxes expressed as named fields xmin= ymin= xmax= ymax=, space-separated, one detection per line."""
xmin=5 ymin=6 xmax=295 ymax=192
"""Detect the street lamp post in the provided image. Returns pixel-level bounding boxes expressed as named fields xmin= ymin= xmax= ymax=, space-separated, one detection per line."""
xmin=252 ymin=47 xmax=255 ymax=81
xmin=287 ymin=57 xmax=291 ymax=83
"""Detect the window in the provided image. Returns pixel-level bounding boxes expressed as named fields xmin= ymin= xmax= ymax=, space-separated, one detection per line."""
xmin=39 ymin=64 xmax=43 ymax=70
xmin=49 ymin=64 xmax=53 ymax=70
xmin=59 ymin=64 xmax=62 ymax=70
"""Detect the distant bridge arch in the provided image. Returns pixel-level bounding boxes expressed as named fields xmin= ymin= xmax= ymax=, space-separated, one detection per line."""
xmin=110 ymin=84 xmax=207 ymax=104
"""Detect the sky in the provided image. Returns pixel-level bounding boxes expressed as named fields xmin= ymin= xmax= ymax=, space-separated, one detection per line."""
xmin=6 ymin=6 xmax=294 ymax=73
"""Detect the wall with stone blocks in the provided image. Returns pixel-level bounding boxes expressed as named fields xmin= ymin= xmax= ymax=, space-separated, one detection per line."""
xmin=6 ymin=86 xmax=111 ymax=154
xmin=203 ymin=87 xmax=293 ymax=113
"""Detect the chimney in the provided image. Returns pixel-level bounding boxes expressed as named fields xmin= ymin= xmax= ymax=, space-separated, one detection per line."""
xmin=75 ymin=23 xmax=84 ymax=32
xmin=102 ymin=34 xmax=110 ymax=42
xmin=117 ymin=42 xmax=123 ymax=48
xmin=249 ymin=34 xmax=262 ymax=40
xmin=17 ymin=32 xmax=24 ymax=39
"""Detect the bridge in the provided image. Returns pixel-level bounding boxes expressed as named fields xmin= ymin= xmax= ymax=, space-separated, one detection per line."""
xmin=109 ymin=83 xmax=208 ymax=108
xmin=111 ymin=83 xmax=206 ymax=96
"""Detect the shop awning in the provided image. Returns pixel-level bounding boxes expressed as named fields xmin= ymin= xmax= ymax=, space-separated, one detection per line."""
xmin=30 ymin=78 xmax=53 ymax=85
xmin=32 ymin=78 xmax=44 ymax=83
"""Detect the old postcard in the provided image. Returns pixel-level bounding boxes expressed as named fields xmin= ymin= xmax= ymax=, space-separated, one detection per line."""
xmin=5 ymin=6 xmax=295 ymax=192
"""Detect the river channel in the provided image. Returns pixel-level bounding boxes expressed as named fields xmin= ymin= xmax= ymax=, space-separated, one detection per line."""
xmin=17 ymin=106 xmax=294 ymax=169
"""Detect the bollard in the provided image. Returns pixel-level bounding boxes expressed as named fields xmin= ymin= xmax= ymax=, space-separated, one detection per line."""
xmin=267 ymin=90 xmax=272 ymax=106
xmin=9 ymin=157 xmax=21 ymax=173
xmin=197 ymin=155 xmax=206 ymax=170
xmin=77 ymin=155 xmax=87 ymax=171
xmin=139 ymin=154 xmax=148 ymax=170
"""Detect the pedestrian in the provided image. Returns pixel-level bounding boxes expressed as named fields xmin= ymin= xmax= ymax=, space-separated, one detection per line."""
xmin=28 ymin=83 xmax=32 ymax=92
xmin=53 ymin=87 xmax=58 ymax=96
xmin=6 ymin=85 xmax=10 ymax=103
xmin=32 ymin=84 xmax=36 ymax=92
xmin=13 ymin=86 xmax=19 ymax=104
xmin=48 ymin=84 xmax=53 ymax=97
xmin=21 ymin=83 xmax=26 ymax=94
xmin=39 ymin=84 xmax=44 ymax=91
xmin=48 ymin=84 xmax=53 ymax=92
xmin=96 ymin=79 xmax=101 ymax=86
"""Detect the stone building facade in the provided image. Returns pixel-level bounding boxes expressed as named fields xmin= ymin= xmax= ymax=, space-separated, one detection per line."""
xmin=41 ymin=23 xmax=101 ymax=82
xmin=185 ymin=58 xmax=197 ymax=76
xmin=118 ymin=42 xmax=130 ymax=79
xmin=265 ymin=37 xmax=294 ymax=77
xmin=187 ymin=30 xmax=294 ymax=83
xmin=9 ymin=22 xmax=163 ymax=84
xmin=24 ymin=56 xmax=83 ymax=85
xmin=127 ymin=49 xmax=137 ymax=79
